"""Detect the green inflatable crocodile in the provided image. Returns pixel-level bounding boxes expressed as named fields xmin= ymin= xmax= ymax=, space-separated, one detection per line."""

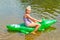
xmin=6 ymin=19 xmax=57 ymax=34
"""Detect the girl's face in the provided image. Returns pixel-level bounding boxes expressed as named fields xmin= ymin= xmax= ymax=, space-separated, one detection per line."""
xmin=25 ymin=9 xmax=31 ymax=14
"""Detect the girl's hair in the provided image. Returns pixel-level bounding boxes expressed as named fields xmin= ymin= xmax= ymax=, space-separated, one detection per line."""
xmin=26 ymin=6 xmax=31 ymax=10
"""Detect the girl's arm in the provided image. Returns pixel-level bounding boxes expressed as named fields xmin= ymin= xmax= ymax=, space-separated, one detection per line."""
xmin=26 ymin=14 xmax=37 ymax=22
xmin=26 ymin=14 xmax=42 ymax=22
xmin=37 ymin=20 xmax=42 ymax=22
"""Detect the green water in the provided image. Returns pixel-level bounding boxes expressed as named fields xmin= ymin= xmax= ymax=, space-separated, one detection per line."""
xmin=0 ymin=0 xmax=60 ymax=40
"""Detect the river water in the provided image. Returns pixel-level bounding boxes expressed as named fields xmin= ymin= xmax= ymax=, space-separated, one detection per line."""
xmin=0 ymin=0 xmax=60 ymax=40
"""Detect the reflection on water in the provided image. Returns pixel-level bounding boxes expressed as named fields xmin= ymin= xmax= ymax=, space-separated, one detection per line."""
xmin=0 ymin=0 xmax=60 ymax=40
xmin=25 ymin=27 xmax=56 ymax=40
xmin=25 ymin=32 xmax=41 ymax=40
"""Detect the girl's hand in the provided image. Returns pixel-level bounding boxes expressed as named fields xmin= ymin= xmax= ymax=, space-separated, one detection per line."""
xmin=34 ymin=20 xmax=37 ymax=23
xmin=37 ymin=20 xmax=42 ymax=22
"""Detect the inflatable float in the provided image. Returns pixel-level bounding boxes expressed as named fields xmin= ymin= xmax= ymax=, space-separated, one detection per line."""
xmin=6 ymin=18 xmax=57 ymax=34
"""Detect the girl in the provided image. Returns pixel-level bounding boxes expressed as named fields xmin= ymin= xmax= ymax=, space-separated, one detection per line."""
xmin=23 ymin=6 xmax=42 ymax=34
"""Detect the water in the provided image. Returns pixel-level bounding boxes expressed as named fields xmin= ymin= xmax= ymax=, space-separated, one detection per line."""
xmin=0 ymin=0 xmax=60 ymax=40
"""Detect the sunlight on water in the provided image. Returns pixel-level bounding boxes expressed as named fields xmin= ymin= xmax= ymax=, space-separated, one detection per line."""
xmin=20 ymin=0 xmax=60 ymax=19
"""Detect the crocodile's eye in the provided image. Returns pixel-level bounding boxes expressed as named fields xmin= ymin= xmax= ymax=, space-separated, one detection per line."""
xmin=11 ymin=24 xmax=20 ymax=28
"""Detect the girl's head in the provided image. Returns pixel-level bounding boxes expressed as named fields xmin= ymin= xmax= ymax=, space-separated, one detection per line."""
xmin=25 ymin=6 xmax=31 ymax=14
